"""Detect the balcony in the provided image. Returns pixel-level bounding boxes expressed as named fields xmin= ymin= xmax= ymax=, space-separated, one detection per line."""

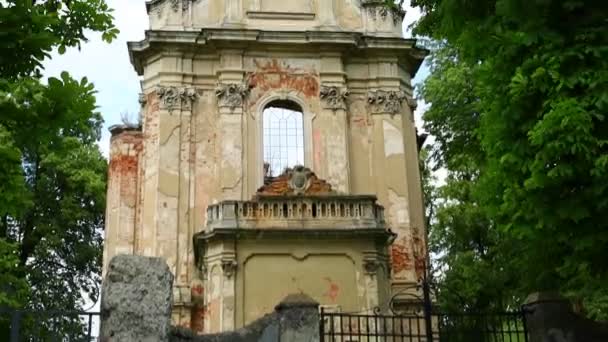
xmin=206 ymin=195 xmax=386 ymax=231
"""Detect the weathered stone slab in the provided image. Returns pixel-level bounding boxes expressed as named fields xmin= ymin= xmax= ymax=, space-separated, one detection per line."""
xmin=524 ymin=292 xmax=608 ymax=342
xmin=170 ymin=293 xmax=320 ymax=342
xmin=101 ymin=255 xmax=174 ymax=342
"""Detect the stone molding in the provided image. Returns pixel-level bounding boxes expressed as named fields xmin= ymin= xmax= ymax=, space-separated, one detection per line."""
xmin=246 ymin=11 xmax=316 ymax=20
xmin=320 ymin=85 xmax=349 ymax=110
xmin=128 ymin=30 xmax=428 ymax=76
xmin=156 ymin=86 xmax=198 ymax=112
xmin=215 ymin=82 xmax=250 ymax=111
xmin=367 ymin=90 xmax=407 ymax=115
xmin=361 ymin=0 xmax=406 ymax=25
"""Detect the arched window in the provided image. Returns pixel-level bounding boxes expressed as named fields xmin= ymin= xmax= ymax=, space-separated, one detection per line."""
xmin=263 ymin=100 xmax=304 ymax=177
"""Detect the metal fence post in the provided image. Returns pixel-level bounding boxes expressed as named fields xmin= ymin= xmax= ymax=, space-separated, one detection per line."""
xmin=422 ymin=279 xmax=434 ymax=342
xmin=10 ymin=310 xmax=22 ymax=342
xmin=319 ymin=307 xmax=324 ymax=342
xmin=521 ymin=306 xmax=530 ymax=342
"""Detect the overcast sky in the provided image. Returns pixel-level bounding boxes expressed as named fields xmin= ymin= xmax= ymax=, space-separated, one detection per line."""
xmin=42 ymin=0 xmax=428 ymax=157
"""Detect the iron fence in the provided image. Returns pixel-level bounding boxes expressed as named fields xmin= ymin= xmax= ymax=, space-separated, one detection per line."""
xmin=0 ymin=308 xmax=100 ymax=342
xmin=320 ymin=309 xmax=528 ymax=342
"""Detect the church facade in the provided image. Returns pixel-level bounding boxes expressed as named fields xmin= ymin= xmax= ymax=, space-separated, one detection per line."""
xmin=104 ymin=0 xmax=427 ymax=333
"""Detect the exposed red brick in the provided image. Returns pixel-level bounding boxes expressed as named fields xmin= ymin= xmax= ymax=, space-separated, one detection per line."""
xmin=391 ymin=238 xmax=413 ymax=274
xmin=412 ymin=229 xmax=427 ymax=281
xmin=109 ymin=154 xmax=139 ymax=175
xmin=247 ymin=59 xmax=320 ymax=104
xmin=256 ymin=167 xmax=334 ymax=196
xmin=109 ymin=132 xmax=143 ymax=201
xmin=190 ymin=305 xmax=205 ymax=333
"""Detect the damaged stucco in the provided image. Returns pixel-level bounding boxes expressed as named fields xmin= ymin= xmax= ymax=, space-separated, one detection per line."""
xmin=104 ymin=0 xmax=428 ymax=334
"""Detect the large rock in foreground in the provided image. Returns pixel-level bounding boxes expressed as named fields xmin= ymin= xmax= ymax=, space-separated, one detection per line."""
xmin=100 ymin=255 xmax=174 ymax=342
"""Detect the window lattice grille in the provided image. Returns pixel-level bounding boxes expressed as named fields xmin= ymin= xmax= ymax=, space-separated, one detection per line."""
xmin=263 ymin=106 xmax=304 ymax=177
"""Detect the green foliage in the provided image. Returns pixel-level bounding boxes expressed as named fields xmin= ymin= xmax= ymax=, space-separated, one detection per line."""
xmin=0 ymin=239 xmax=28 ymax=308
xmin=0 ymin=72 xmax=107 ymax=310
xmin=0 ymin=0 xmax=118 ymax=79
xmin=0 ymin=0 xmax=114 ymax=333
xmin=414 ymin=0 xmax=608 ymax=318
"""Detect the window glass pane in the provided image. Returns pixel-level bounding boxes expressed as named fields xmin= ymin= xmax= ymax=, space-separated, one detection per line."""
xmin=263 ymin=103 xmax=304 ymax=177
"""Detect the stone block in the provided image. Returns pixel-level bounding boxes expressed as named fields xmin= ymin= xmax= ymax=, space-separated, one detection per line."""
xmin=524 ymin=292 xmax=608 ymax=342
xmin=170 ymin=293 xmax=320 ymax=342
xmin=101 ymin=255 xmax=174 ymax=342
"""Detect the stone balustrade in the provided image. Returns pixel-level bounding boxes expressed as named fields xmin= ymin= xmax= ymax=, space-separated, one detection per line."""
xmin=206 ymin=195 xmax=386 ymax=230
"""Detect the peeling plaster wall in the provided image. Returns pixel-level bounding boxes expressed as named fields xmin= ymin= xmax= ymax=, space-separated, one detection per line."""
xmin=110 ymin=3 xmax=426 ymax=328
xmin=105 ymin=50 xmax=425 ymax=331
xmin=232 ymin=239 xmax=389 ymax=329
xmin=345 ymin=58 xmax=425 ymax=289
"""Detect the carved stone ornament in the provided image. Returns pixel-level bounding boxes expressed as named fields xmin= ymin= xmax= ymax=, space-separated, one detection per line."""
xmin=149 ymin=0 xmax=198 ymax=15
xmin=221 ymin=260 xmax=237 ymax=279
xmin=138 ymin=93 xmax=147 ymax=107
xmin=407 ymin=96 xmax=418 ymax=111
xmin=156 ymin=86 xmax=198 ymax=112
xmin=363 ymin=259 xmax=382 ymax=275
xmin=368 ymin=90 xmax=407 ymax=115
xmin=288 ymin=166 xmax=314 ymax=195
xmin=215 ymin=83 xmax=251 ymax=110
xmin=320 ymin=85 xmax=349 ymax=110
xmin=257 ymin=166 xmax=335 ymax=196
xmin=361 ymin=0 xmax=406 ymax=25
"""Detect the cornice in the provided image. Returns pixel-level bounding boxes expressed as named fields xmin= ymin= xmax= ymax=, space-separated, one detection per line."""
xmin=128 ymin=28 xmax=428 ymax=76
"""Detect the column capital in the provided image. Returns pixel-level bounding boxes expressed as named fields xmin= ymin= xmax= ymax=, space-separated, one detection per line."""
xmin=320 ymin=85 xmax=349 ymax=111
xmin=215 ymin=82 xmax=251 ymax=114
xmin=156 ymin=86 xmax=198 ymax=112
xmin=367 ymin=89 xmax=407 ymax=116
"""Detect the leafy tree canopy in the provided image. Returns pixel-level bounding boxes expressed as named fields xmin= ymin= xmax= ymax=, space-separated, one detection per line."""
xmin=0 ymin=0 xmax=117 ymax=319
xmin=412 ymin=0 xmax=608 ymax=318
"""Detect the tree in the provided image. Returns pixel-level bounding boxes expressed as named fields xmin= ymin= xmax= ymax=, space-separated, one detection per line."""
xmin=419 ymin=45 xmax=521 ymax=313
xmin=412 ymin=0 xmax=608 ymax=318
xmin=0 ymin=0 xmax=117 ymax=324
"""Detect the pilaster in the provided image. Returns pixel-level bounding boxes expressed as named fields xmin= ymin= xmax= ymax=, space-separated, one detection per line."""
xmin=202 ymin=241 xmax=237 ymax=333
xmin=138 ymin=85 xmax=198 ymax=302
xmin=319 ymin=54 xmax=351 ymax=193
xmin=220 ymin=251 xmax=237 ymax=331
xmin=362 ymin=251 xmax=390 ymax=312
xmin=224 ymin=0 xmax=243 ymax=27
xmin=317 ymin=0 xmax=337 ymax=28
xmin=365 ymin=85 xmax=421 ymax=293
xmin=216 ymin=50 xmax=248 ymax=200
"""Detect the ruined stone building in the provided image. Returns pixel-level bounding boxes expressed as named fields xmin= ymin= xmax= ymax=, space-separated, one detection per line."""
xmin=104 ymin=0 xmax=427 ymax=334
